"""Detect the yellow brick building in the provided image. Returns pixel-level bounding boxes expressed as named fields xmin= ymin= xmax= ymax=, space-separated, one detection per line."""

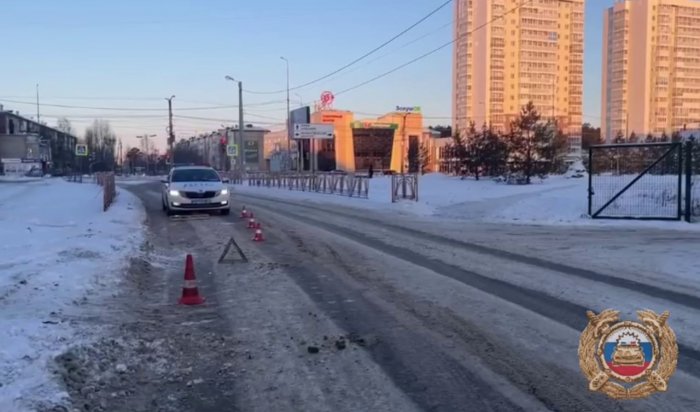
xmin=309 ymin=110 xmax=424 ymax=173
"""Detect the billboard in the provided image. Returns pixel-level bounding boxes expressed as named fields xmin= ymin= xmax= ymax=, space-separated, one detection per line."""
xmin=290 ymin=106 xmax=311 ymax=170
xmin=244 ymin=140 xmax=259 ymax=164
xmin=290 ymin=106 xmax=310 ymax=126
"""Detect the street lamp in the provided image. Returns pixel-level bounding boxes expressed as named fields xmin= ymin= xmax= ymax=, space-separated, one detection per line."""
xmin=165 ymin=95 xmax=175 ymax=166
xmin=281 ymin=56 xmax=292 ymax=170
xmin=225 ymin=75 xmax=244 ymax=175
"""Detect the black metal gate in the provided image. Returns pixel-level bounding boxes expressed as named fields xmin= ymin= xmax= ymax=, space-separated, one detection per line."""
xmin=588 ymin=143 xmax=683 ymax=220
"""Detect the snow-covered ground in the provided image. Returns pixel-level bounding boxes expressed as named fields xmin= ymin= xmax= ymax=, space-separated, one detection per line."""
xmin=232 ymin=173 xmax=699 ymax=230
xmin=0 ymin=176 xmax=45 ymax=183
xmin=0 ymin=179 xmax=145 ymax=411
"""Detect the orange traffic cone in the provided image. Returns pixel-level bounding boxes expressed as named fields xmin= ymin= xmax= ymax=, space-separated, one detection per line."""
xmin=252 ymin=228 xmax=265 ymax=242
xmin=240 ymin=206 xmax=248 ymax=218
xmin=179 ymin=254 xmax=204 ymax=305
xmin=247 ymin=218 xmax=256 ymax=229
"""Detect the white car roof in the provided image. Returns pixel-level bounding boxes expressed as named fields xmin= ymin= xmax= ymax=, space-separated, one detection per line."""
xmin=171 ymin=166 xmax=216 ymax=171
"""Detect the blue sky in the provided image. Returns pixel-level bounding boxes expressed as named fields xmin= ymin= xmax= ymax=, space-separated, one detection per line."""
xmin=1 ymin=0 xmax=607 ymax=150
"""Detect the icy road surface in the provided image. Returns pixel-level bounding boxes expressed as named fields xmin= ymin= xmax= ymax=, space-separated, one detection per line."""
xmin=45 ymin=180 xmax=700 ymax=412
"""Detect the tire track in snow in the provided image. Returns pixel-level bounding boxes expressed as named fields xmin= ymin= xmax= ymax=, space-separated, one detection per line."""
xmin=239 ymin=194 xmax=700 ymax=379
xmin=237 ymin=193 xmax=700 ymax=311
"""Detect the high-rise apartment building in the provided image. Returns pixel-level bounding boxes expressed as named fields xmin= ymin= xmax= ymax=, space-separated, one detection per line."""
xmin=602 ymin=0 xmax=700 ymax=141
xmin=452 ymin=0 xmax=585 ymax=138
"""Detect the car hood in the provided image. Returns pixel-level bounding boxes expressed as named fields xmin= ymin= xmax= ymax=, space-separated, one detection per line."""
xmin=169 ymin=182 xmax=225 ymax=192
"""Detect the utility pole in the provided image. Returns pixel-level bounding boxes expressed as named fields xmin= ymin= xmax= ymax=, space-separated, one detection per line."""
xmin=225 ymin=75 xmax=245 ymax=177
xmin=401 ymin=113 xmax=408 ymax=174
xmin=238 ymin=80 xmax=244 ymax=175
xmin=281 ymin=57 xmax=291 ymax=171
xmin=166 ymin=95 xmax=175 ymax=167
xmin=36 ymin=83 xmax=40 ymax=124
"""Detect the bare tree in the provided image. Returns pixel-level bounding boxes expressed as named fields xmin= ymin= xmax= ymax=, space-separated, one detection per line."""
xmin=84 ymin=120 xmax=117 ymax=172
xmin=56 ymin=117 xmax=75 ymax=135
xmin=419 ymin=140 xmax=431 ymax=175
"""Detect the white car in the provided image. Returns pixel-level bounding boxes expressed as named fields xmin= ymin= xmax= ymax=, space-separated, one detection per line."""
xmin=161 ymin=166 xmax=231 ymax=216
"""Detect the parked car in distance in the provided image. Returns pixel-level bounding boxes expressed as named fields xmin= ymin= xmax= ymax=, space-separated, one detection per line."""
xmin=161 ymin=166 xmax=230 ymax=216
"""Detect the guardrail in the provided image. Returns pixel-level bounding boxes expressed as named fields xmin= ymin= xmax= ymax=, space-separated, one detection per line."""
xmin=66 ymin=173 xmax=83 ymax=183
xmin=95 ymin=172 xmax=117 ymax=211
xmin=219 ymin=171 xmax=245 ymax=185
xmin=247 ymin=173 xmax=369 ymax=199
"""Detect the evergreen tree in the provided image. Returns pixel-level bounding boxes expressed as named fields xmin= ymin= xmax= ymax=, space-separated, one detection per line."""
xmin=508 ymin=101 xmax=541 ymax=184
xmin=614 ymin=130 xmax=625 ymax=144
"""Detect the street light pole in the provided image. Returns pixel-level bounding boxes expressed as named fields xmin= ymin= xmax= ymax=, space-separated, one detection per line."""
xmin=225 ymin=75 xmax=245 ymax=177
xmin=281 ymin=57 xmax=291 ymax=171
xmin=166 ymin=95 xmax=175 ymax=167
xmin=401 ymin=113 xmax=408 ymax=175
xmin=238 ymin=80 xmax=244 ymax=176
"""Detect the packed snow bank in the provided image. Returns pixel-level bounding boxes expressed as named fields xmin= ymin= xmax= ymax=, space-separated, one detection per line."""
xmin=234 ymin=173 xmax=699 ymax=230
xmin=0 ymin=179 xmax=145 ymax=411
xmin=116 ymin=175 xmax=167 ymax=186
xmin=0 ymin=176 xmax=45 ymax=183
xmin=234 ymin=174 xmax=580 ymax=217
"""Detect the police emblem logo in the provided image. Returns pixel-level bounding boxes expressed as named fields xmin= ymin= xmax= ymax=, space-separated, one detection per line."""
xmin=578 ymin=309 xmax=678 ymax=400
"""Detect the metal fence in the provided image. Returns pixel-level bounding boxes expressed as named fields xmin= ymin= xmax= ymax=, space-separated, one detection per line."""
xmin=688 ymin=140 xmax=700 ymax=221
xmin=219 ymin=170 xmax=245 ymax=185
xmin=66 ymin=173 xmax=84 ymax=183
xmin=392 ymin=174 xmax=419 ymax=202
xmin=588 ymin=141 xmax=697 ymax=221
xmin=247 ymin=172 xmax=369 ymax=199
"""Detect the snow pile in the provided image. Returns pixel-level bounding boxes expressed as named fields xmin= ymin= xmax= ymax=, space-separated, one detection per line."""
xmin=0 ymin=176 xmax=45 ymax=183
xmin=115 ymin=175 xmax=166 ymax=186
xmin=234 ymin=173 xmax=581 ymax=218
xmin=235 ymin=172 xmax=699 ymax=229
xmin=0 ymin=179 xmax=145 ymax=411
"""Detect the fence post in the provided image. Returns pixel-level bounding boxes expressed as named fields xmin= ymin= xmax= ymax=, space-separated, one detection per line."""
xmin=587 ymin=147 xmax=593 ymax=216
xmin=415 ymin=174 xmax=419 ymax=203
xmin=686 ymin=140 xmax=694 ymax=222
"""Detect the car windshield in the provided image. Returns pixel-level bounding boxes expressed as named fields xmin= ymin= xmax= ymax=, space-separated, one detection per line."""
xmin=171 ymin=169 xmax=220 ymax=182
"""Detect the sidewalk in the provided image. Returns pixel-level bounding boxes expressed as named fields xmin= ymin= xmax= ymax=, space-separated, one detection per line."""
xmin=0 ymin=179 xmax=145 ymax=411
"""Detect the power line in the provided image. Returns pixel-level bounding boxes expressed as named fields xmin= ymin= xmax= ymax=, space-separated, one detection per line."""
xmin=0 ymin=98 xmax=288 ymax=111
xmin=243 ymin=0 xmax=453 ymax=95
xmin=322 ymin=20 xmax=454 ymax=83
xmin=335 ymin=0 xmax=535 ymax=97
xmin=173 ymin=114 xmax=284 ymax=126
xmin=38 ymin=113 xmax=167 ymax=119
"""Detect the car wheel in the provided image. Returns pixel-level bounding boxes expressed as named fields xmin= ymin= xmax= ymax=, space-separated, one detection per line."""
xmin=221 ymin=208 xmax=230 ymax=216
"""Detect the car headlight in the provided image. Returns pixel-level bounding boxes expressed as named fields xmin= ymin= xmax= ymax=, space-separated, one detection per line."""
xmin=169 ymin=190 xmax=180 ymax=196
xmin=220 ymin=189 xmax=229 ymax=195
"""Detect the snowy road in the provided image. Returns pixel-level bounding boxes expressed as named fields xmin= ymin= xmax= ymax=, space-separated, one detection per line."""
xmin=66 ymin=181 xmax=700 ymax=412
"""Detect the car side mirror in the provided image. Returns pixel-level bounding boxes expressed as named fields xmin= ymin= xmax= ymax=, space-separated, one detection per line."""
xmin=161 ymin=179 xmax=168 ymax=184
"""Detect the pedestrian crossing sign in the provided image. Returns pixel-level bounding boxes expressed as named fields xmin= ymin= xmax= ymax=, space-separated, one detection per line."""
xmin=75 ymin=144 xmax=88 ymax=157
xmin=226 ymin=144 xmax=238 ymax=157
